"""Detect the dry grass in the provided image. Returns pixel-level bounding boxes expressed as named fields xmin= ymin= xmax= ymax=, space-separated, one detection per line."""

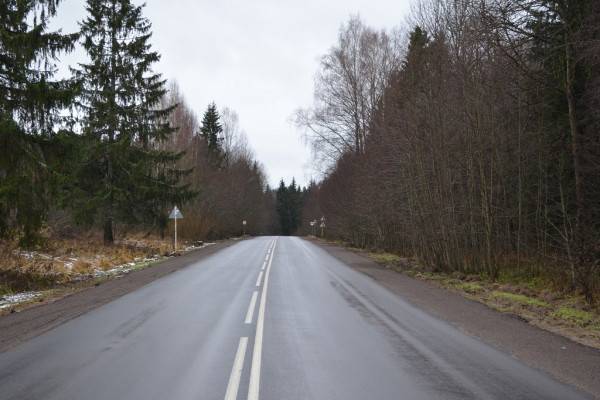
xmin=0 ymin=233 xmax=177 ymax=294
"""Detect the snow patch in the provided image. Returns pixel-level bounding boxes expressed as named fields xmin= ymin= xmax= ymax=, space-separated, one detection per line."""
xmin=92 ymin=256 xmax=162 ymax=278
xmin=0 ymin=291 xmax=42 ymax=310
xmin=3 ymin=241 xmax=217 ymax=309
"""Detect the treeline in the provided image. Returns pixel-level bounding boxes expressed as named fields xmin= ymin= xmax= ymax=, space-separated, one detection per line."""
xmin=162 ymin=86 xmax=278 ymax=239
xmin=0 ymin=0 xmax=275 ymax=247
xmin=298 ymin=1 xmax=600 ymax=302
xmin=275 ymin=179 xmax=304 ymax=235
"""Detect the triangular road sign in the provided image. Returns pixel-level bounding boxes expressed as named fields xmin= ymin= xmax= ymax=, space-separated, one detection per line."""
xmin=169 ymin=206 xmax=183 ymax=219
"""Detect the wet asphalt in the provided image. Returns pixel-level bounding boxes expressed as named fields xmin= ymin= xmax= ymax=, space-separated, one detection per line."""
xmin=0 ymin=236 xmax=592 ymax=399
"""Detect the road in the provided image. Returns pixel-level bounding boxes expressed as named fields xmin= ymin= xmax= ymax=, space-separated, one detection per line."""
xmin=0 ymin=236 xmax=591 ymax=399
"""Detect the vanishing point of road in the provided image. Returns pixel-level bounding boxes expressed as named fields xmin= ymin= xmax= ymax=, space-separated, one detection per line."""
xmin=0 ymin=237 xmax=592 ymax=399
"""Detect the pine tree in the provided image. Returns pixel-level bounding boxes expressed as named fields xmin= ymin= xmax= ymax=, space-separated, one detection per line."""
xmin=0 ymin=0 xmax=77 ymax=245
xmin=72 ymin=0 xmax=192 ymax=244
xmin=200 ymin=102 xmax=223 ymax=162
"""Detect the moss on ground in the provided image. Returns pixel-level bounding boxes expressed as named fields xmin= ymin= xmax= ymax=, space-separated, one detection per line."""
xmin=552 ymin=307 xmax=598 ymax=329
xmin=490 ymin=291 xmax=550 ymax=308
xmin=368 ymin=252 xmax=403 ymax=265
xmin=454 ymin=282 xmax=484 ymax=294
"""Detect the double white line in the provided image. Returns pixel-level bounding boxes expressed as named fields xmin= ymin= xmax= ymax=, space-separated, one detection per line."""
xmin=248 ymin=240 xmax=276 ymax=400
xmin=224 ymin=239 xmax=277 ymax=400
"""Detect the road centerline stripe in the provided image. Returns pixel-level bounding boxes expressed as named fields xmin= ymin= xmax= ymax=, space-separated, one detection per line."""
xmin=248 ymin=240 xmax=277 ymax=400
xmin=224 ymin=336 xmax=248 ymax=400
xmin=245 ymin=291 xmax=259 ymax=324
xmin=255 ymin=271 xmax=264 ymax=287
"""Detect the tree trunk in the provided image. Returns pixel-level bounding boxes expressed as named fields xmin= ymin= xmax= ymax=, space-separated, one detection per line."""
xmin=103 ymin=217 xmax=113 ymax=245
xmin=102 ymin=0 xmax=118 ymax=247
xmin=564 ymin=39 xmax=584 ymax=241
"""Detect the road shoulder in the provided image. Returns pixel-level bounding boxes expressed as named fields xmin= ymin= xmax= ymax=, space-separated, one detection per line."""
xmin=310 ymin=238 xmax=600 ymax=399
xmin=0 ymin=239 xmax=237 ymax=352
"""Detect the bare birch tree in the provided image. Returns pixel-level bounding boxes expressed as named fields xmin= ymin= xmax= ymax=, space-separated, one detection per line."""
xmin=296 ymin=16 xmax=401 ymax=170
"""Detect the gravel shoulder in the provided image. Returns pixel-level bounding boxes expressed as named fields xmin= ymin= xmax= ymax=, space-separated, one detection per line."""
xmin=0 ymin=239 xmax=237 ymax=352
xmin=311 ymin=238 xmax=600 ymax=399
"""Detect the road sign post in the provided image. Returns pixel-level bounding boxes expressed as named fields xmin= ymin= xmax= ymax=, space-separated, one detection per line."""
xmin=310 ymin=220 xmax=316 ymax=236
xmin=169 ymin=206 xmax=184 ymax=251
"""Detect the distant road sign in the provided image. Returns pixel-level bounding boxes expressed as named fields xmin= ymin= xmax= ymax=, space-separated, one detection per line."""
xmin=169 ymin=206 xmax=183 ymax=219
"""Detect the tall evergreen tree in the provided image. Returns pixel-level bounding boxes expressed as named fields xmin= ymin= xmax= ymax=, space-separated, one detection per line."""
xmin=288 ymin=178 xmax=302 ymax=233
xmin=276 ymin=179 xmax=303 ymax=235
xmin=200 ymin=102 xmax=223 ymax=162
xmin=276 ymin=180 xmax=290 ymax=235
xmin=0 ymin=0 xmax=77 ymax=245
xmin=72 ymin=0 xmax=191 ymax=244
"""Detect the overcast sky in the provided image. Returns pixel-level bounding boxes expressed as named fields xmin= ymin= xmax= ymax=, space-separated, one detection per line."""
xmin=50 ymin=0 xmax=412 ymax=187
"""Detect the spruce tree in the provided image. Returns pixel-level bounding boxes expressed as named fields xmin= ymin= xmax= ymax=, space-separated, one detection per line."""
xmin=0 ymin=0 xmax=77 ymax=245
xmin=276 ymin=180 xmax=290 ymax=235
xmin=288 ymin=178 xmax=302 ymax=233
xmin=200 ymin=103 xmax=223 ymax=162
xmin=275 ymin=179 xmax=304 ymax=235
xmin=73 ymin=0 xmax=192 ymax=244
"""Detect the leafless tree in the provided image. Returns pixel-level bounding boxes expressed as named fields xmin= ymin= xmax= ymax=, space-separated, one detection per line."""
xmin=306 ymin=0 xmax=599 ymax=302
xmin=295 ymin=16 xmax=402 ymax=170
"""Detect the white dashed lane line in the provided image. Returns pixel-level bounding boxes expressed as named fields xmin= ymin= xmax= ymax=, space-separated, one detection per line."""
xmin=245 ymin=291 xmax=259 ymax=324
xmin=223 ymin=336 xmax=248 ymax=400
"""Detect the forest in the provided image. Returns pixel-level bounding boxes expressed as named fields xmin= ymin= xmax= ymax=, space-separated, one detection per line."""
xmin=0 ymin=0 xmax=278 ymax=248
xmin=1 ymin=2 xmax=600 ymax=396
xmin=0 ymin=0 xmax=282 ymax=295
xmin=1 ymin=0 xmax=599 ymax=307
xmin=296 ymin=0 xmax=600 ymax=303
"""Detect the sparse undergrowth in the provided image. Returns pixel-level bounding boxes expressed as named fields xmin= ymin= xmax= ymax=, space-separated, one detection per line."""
xmin=356 ymin=246 xmax=600 ymax=349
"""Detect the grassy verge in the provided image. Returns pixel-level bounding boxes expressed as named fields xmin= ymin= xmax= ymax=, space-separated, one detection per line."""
xmin=342 ymin=245 xmax=600 ymax=349
xmin=0 ymin=235 xmax=208 ymax=315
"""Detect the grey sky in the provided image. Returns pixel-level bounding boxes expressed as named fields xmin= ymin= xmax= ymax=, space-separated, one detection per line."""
xmin=51 ymin=0 xmax=411 ymax=187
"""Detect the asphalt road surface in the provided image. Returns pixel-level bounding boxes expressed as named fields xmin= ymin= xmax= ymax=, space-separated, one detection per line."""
xmin=0 ymin=237 xmax=592 ymax=399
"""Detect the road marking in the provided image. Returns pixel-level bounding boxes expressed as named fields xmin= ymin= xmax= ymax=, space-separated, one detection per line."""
xmin=261 ymin=261 xmax=266 ymax=271
xmin=224 ymin=336 xmax=248 ymax=400
xmin=255 ymin=270 xmax=264 ymax=287
xmin=245 ymin=291 xmax=259 ymax=324
xmin=248 ymin=240 xmax=277 ymax=400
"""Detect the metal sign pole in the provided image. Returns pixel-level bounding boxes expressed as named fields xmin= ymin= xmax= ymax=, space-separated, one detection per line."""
xmin=174 ymin=217 xmax=177 ymax=251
